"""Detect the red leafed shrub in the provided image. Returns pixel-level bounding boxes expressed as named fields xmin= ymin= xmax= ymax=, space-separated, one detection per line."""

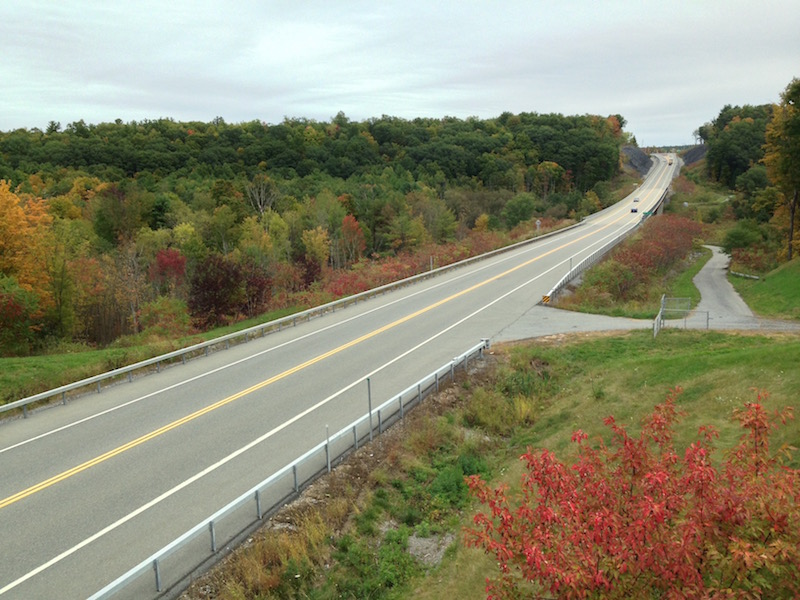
xmin=324 ymin=268 xmax=372 ymax=297
xmin=149 ymin=248 xmax=187 ymax=293
xmin=731 ymin=245 xmax=779 ymax=273
xmin=188 ymin=254 xmax=245 ymax=328
xmin=241 ymin=261 xmax=272 ymax=318
xmin=466 ymin=389 xmax=800 ymax=599
xmin=586 ymin=216 xmax=704 ymax=302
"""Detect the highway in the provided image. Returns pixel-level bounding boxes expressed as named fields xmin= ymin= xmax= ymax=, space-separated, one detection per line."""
xmin=0 ymin=154 xmax=676 ymax=599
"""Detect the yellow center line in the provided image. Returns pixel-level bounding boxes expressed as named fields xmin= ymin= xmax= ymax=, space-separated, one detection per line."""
xmin=0 ymin=210 xmax=630 ymax=510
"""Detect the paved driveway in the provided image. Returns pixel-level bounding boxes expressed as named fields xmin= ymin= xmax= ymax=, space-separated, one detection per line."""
xmin=493 ymin=246 xmax=800 ymax=343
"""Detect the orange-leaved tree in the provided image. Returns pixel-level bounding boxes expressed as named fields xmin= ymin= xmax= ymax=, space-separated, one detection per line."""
xmin=466 ymin=389 xmax=799 ymax=599
xmin=0 ymin=181 xmax=53 ymax=350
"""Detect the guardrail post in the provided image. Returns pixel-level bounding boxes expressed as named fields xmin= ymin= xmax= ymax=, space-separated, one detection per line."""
xmin=293 ymin=465 xmax=298 ymax=492
xmin=23 ymin=404 xmax=28 ymax=418
xmin=153 ymin=559 xmax=162 ymax=592
xmin=451 ymin=359 xmax=456 ymax=381
xmin=399 ymin=396 xmax=404 ymax=419
xmin=378 ymin=409 xmax=383 ymax=434
xmin=325 ymin=425 xmax=331 ymax=473
xmin=256 ymin=490 xmax=262 ymax=519
xmin=97 ymin=382 xmax=101 ymax=394
xmin=62 ymin=391 xmax=66 ymax=405
xmin=353 ymin=425 xmax=358 ymax=450
xmin=435 ymin=372 xmax=439 ymax=393
xmin=367 ymin=377 xmax=373 ymax=442
xmin=209 ymin=521 xmax=216 ymax=552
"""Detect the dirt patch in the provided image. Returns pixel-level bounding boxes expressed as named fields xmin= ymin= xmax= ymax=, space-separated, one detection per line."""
xmin=408 ymin=531 xmax=456 ymax=566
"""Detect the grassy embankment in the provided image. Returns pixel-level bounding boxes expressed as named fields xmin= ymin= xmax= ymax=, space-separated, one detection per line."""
xmin=0 ymin=306 xmax=298 ymax=407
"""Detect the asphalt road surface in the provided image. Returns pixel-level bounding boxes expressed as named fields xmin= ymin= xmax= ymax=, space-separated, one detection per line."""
xmin=0 ymin=154 xmax=719 ymax=600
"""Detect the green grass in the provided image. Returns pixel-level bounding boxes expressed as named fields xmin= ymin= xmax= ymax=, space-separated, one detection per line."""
xmin=399 ymin=329 xmax=800 ymax=598
xmin=503 ymin=330 xmax=800 ymax=464
xmin=730 ymin=257 xmax=800 ymax=320
xmin=666 ymin=245 xmax=712 ymax=304
xmin=0 ymin=305 xmax=302 ymax=406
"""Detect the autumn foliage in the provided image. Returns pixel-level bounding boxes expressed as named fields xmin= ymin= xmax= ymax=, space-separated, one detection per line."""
xmin=466 ymin=389 xmax=800 ymax=599
xmin=570 ymin=215 xmax=704 ymax=305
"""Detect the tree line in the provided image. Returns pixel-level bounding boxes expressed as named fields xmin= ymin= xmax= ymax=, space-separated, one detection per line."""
xmin=694 ymin=77 xmax=800 ymax=263
xmin=0 ymin=111 xmax=628 ymax=355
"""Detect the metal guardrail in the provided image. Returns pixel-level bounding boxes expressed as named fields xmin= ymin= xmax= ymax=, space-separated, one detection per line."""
xmin=542 ymin=186 xmax=670 ymax=305
xmin=3 ymin=224 xmax=580 ymax=418
xmin=88 ymin=338 xmax=490 ymax=600
xmin=542 ymin=219 xmax=642 ymax=304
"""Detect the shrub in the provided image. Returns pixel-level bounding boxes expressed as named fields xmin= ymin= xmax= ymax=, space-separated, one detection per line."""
xmin=466 ymin=389 xmax=800 ymax=599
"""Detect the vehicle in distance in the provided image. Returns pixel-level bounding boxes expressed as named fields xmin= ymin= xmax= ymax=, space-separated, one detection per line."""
xmin=668 ymin=157 xmax=674 ymax=165
xmin=631 ymin=206 xmax=638 ymax=213
xmin=633 ymin=197 xmax=640 ymax=202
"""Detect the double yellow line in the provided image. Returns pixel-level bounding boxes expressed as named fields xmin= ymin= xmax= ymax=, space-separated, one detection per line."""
xmin=1 ymin=210 xmax=631 ymax=510
xmin=0 ymin=269 xmax=488 ymax=510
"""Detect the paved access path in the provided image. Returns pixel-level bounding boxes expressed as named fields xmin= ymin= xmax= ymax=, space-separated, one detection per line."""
xmin=493 ymin=245 xmax=800 ymax=342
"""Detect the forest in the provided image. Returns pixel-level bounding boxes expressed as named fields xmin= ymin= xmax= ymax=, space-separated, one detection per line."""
xmin=0 ymin=111 xmax=628 ymax=355
xmin=694 ymin=77 xmax=800 ymax=268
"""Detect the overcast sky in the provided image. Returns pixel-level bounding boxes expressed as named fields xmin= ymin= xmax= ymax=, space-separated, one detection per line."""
xmin=2 ymin=1 xmax=798 ymax=146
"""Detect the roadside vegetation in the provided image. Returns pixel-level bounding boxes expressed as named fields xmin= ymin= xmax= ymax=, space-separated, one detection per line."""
xmin=181 ymin=329 xmax=800 ymax=600
xmin=554 ymin=213 xmax=706 ymax=318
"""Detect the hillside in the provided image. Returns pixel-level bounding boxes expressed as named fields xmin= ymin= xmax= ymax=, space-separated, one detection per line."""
xmin=1 ymin=112 xmax=630 ymax=355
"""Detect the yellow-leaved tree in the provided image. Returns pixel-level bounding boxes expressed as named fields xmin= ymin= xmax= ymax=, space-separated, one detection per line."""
xmin=764 ymin=77 xmax=800 ymax=261
xmin=0 ymin=180 xmax=52 ymax=305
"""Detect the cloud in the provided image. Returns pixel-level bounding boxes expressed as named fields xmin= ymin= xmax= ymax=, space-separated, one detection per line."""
xmin=1 ymin=0 xmax=798 ymax=145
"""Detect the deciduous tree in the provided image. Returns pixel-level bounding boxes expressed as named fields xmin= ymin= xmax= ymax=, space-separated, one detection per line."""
xmin=764 ymin=78 xmax=800 ymax=260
